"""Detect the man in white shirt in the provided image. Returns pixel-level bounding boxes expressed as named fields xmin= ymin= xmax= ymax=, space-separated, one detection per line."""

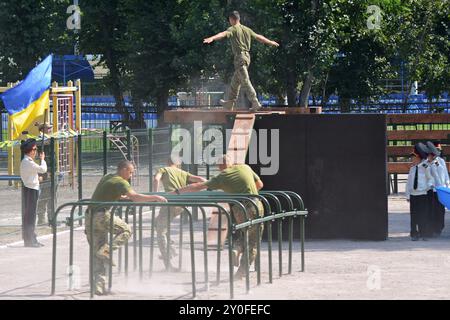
xmin=20 ymin=139 xmax=47 ymax=247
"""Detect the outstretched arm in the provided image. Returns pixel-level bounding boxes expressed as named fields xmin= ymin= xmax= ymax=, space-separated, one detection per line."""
xmin=254 ymin=34 xmax=279 ymax=47
xmin=188 ymin=175 xmax=207 ymax=183
xmin=153 ymin=172 xmax=162 ymax=192
xmin=203 ymin=31 xmax=229 ymax=44
xmin=126 ymin=189 xmax=168 ymax=203
xmin=172 ymin=182 xmax=208 ymax=194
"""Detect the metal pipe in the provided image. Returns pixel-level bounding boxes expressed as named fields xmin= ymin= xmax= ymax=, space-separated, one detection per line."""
xmin=77 ymin=134 xmax=83 ymax=226
xmin=148 ymin=128 xmax=153 ymax=192
xmin=103 ymin=131 xmax=107 ymax=175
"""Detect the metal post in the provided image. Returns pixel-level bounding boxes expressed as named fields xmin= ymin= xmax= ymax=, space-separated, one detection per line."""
xmin=103 ymin=131 xmax=107 ymax=175
xmin=139 ymin=207 xmax=143 ymax=279
xmin=244 ymin=228 xmax=250 ymax=294
xmin=133 ymin=207 xmax=137 ymax=271
xmin=126 ymin=129 xmax=132 ymax=185
xmin=50 ymin=138 xmax=56 ymax=227
xmin=149 ymin=207 xmax=155 ymax=277
xmin=148 ymin=128 xmax=153 ymax=192
xmin=89 ymin=211 xmax=94 ymax=298
xmin=179 ymin=209 xmax=184 ymax=270
xmin=199 ymin=207 xmax=209 ymax=291
xmin=118 ymin=207 xmax=122 ymax=273
xmin=190 ymin=125 xmax=198 ymax=221
xmin=278 ymin=219 xmax=283 ymax=277
xmin=188 ymin=211 xmax=196 ymax=298
xmin=216 ymin=205 xmax=222 ymax=285
xmin=288 ymin=217 xmax=293 ymax=274
xmin=126 ymin=129 xmax=131 ymax=160
xmin=77 ymin=134 xmax=83 ymax=226
xmin=125 ymin=207 xmax=129 ymax=277
xmin=108 ymin=209 xmax=114 ymax=291
xmin=69 ymin=207 xmax=76 ymax=289
xmin=166 ymin=207 xmax=171 ymax=271
xmin=268 ymin=221 xmax=273 ymax=283
xmin=301 ymin=215 xmax=305 ymax=272
xmin=256 ymin=223 xmax=261 ymax=285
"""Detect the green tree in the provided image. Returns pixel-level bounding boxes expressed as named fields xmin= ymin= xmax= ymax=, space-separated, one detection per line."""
xmin=397 ymin=0 xmax=449 ymax=101
xmin=0 ymin=0 xmax=74 ymax=83
xmin=79 ymin=0 xmax=137 ymax=126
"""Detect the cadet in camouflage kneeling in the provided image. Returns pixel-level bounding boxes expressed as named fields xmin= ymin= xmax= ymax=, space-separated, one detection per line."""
xmin=87 ymin=160 xmax=167 ymax=295
xmin=173 ymin=155 xmax=264 ymax=280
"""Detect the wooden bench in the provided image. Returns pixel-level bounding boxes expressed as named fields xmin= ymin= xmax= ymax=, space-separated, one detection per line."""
xmin=386 ymin=114 xmax=450 ymax=192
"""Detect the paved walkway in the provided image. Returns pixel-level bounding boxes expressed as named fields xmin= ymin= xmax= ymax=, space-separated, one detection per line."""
xmin=0 ymin=196 xmax=449 ymax=300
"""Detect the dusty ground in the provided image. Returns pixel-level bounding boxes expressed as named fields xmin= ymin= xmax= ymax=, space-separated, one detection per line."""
xmin=0 ymin=193 xmax=449 ymax=300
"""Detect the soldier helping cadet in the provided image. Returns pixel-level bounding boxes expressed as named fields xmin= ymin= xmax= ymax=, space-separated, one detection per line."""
xmin=405 ymin=143 xmax=434 ymax=241
xmin=20 ymin=138 xmax=47 ymax=247
xmin=426 ymin=141 xmax=449 ymax=237
xmin=153 ymin=157 xmax=206 ymax=270
xmin=203 ymin=11 xmax=279 ymax=112
xmin=173 ymin=155 xmax=264 ymax=280
xmin=87 ymin=160 xmax=167 ymax=295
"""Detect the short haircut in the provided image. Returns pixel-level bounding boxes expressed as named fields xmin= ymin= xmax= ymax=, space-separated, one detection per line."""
xmin=228 ymin=11 xmax=240 ymax=21
xmin=117 ymin=160 xmax=134 ymax=171
xmin=217 ymin=154 xmax=233 ymax=166
xmin=168 ymin=155 xmax=182 ymax=166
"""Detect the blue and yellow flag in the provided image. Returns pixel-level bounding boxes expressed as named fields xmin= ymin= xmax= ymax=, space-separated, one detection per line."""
xmin=1 ymin=55 xmax=52 ymax=139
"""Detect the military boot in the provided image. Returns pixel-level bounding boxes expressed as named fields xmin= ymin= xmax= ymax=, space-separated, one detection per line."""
xmin=219 ymin=99 xmax=236 ymax=111
xmin=249 ymin=102 xmax=262 ymax=113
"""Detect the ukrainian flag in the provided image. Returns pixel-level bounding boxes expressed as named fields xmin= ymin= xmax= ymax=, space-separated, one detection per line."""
xmin=1 ymin=55 xmax=52 ymax=139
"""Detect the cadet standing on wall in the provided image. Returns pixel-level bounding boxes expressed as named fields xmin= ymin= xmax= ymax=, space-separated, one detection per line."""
xmin=203 ymin=11 xmax=279 ymax=112
xmin=153 ymin=157 xmax=206 ymax=270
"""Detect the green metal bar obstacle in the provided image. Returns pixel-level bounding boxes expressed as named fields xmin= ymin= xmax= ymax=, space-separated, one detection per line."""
xmin=50 ymin=190 xmax=307 ymax=299
xmin=146 ymin=191 xmax=306 ymax=287
xmin=51 ymin=200 xmax=233 ymax=298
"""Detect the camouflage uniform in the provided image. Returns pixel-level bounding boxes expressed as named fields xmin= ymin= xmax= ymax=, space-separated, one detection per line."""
xmin=155 ymin=206 xmax=185 ymax=268
xmin=228 ymin=52 xmax=260 ymax=109
xmin=37 ymin=176 xmax=52 ymax=224
xmin=224 ymin=24 xmax=261 ymax=110
xmin=85 ymin=209 xmax=131 ymax=294
xmin=154 ymin=166 xmax=193 ymax=269
xmin=231 ymin=199 xmax=264 ymax=274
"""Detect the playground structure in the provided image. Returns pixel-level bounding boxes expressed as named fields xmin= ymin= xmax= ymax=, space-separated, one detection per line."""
xmin=0 ymin=79 xmax=141 ymax=187
xmin=107 ymin=133 xmax=140 ymax=186
xmin=0 ymin=80 xmax=82 ymax=188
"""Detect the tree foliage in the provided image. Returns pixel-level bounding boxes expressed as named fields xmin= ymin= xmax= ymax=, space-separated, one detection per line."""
xmin=0 ymin=0 xmax=448 ymax=117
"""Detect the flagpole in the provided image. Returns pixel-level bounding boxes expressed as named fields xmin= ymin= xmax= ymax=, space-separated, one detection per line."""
xmin=40 ymin=108 xmax=48 ymax=161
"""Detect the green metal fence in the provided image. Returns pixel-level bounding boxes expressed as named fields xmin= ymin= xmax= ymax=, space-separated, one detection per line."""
xmin=51 ymin=191 xmax=307 ymax=299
